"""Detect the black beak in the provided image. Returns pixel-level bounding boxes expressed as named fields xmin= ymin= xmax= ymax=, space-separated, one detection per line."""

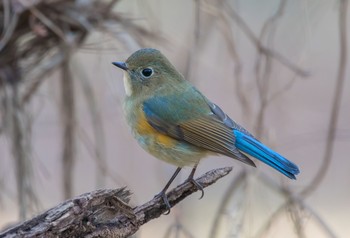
xmin=112 ymin=61 xmax=128 ymax=71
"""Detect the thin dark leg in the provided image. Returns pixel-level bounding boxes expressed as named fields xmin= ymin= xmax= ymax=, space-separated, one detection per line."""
xmin=186 ymin=164 xmax=204 ymax=199
xmin=155 ymin=167 xmax=182 ymax=214
xmin=161 ymin=167 xmax=182 ymax=194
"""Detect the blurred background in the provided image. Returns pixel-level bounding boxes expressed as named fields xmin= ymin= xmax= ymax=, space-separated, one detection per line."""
xmin=0 ymin=0 xmax=349 ymax=237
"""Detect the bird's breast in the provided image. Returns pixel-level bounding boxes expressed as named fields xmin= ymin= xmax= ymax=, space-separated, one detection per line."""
xmin=132 ymin=106 xmax=176 ymax=148
xmin=123 ymin=99 xmax=207 ymax=167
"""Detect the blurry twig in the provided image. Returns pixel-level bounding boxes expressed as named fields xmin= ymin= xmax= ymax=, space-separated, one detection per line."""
xmin=301 ymin=0 xmax=348 ymax=197
xmin=254 ymin=0 xmax=287 ymax=138
xmin=5 ymin=0 xmax=157 ymax=107
xmin=289 ymin=201 xmax=306 ymax=238
xmin=0 ymin=0 xmax=160 ymax=228
xmin=254 ymin=173 xmax=337 ymax=238
xmin=2 ymin=0 xmax=11 ymax=29
xmin=268 ymin=76 xmax=297 ymax=104
xmin=104 ymin=0 xmax=121 ymax=11
xmin=216 ymin=5 xmax=252 ymax=120
xmin=0 ymin=11 xmax=18 ymax=51
xmin=203 ymin=1 xmax=308 ymax=237
xmin=60 ymin=52 xmax=76 ymax=199
xmin=184 ymin=0 xmax=201 ymax=83
xmin=221 ymin=1 xmax=309 ymax=77
xmin=21 ymin=51 xmax=66 ymax=105
xmin=28 ymin=7 xmax=67 ymax=41
xmin=209 ymin=171 xmax=247 ymax=238
xmin=73 ymin=59 xmax=107 ymax=188
xmin=302 ymin=202 xmax=338 ymax=238
xmin=76 ymin=126 xmax=129 ymax=186
xmin=255 ymin=196 xmax=337 ymax=238
xmin=10 ymin=83 xmax=35 ymax=220
xmin=163 ymin=222 xmax=194 ymax=238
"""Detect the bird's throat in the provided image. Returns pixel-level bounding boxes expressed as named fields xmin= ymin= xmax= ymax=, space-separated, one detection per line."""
xmin=123 ymin=72 xmax=133 ymax=96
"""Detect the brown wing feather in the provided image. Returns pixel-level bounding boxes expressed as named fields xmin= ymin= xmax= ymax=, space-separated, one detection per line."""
xmin=179 ymin=117 xmax=255 ymax=167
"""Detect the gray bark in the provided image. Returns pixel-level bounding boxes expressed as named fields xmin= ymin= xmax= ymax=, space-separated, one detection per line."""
xmin=0 ymin=167 xmax=232 ymax=238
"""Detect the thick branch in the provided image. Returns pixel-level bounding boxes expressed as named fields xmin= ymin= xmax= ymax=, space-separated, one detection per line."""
xmin=0 ymin=167 xmax=232 ymax=238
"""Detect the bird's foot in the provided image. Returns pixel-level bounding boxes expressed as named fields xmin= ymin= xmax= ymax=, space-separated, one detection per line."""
xmin=186 ymin=177 xmax=204 ymax=199
xmin=154 ymin=191 xmax=171 ymax=215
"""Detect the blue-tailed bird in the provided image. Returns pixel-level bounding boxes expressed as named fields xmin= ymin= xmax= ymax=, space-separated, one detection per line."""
xmin=112 ymin=48 xmax=300 ymax=213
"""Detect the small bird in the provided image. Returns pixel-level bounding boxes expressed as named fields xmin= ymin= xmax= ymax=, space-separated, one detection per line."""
xmin=112 ymin=48 xmax=300 ymax=213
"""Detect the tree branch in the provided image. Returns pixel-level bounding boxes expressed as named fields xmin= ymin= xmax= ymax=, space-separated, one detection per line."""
xmin=0 ymin=167 xmax=232 ymax=238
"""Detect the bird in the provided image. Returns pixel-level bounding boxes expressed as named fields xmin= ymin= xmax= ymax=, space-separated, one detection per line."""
xmin=112 ymin=48 xmax=300 ymax=213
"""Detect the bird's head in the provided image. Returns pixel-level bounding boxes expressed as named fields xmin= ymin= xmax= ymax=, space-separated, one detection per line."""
xmin=113 ymin=48 xmax=183 ymax=98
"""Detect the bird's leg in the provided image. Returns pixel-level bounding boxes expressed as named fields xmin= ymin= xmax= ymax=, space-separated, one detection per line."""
xmin=186 ymin=164 xmax=204 ymax=199
xmin=155 ymin=167 xmax=182 ymax=214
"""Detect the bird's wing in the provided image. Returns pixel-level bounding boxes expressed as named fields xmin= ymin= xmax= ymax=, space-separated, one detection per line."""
xmin=143 ymin=87 xmax=255 ymax=167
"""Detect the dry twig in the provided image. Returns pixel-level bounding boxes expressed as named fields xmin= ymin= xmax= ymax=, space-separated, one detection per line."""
xmin=0 ymin=167 xmax=232 ymax=238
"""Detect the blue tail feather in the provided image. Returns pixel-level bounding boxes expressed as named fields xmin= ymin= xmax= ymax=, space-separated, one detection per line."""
xmin=233 ymin=130 xmax=300 ymax=179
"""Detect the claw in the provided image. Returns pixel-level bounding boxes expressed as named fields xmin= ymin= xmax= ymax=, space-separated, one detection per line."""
xmin=155 ymin=191 xmax=171 ymax=215
xmin=186 ymin=164 xmax=205 ymax=199
xmin=187 ymin=177 xmax=204 ymax=199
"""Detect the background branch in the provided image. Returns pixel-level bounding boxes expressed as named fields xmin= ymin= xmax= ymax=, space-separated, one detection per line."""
xmin=301 ymin=0 xmax=348 ymax=197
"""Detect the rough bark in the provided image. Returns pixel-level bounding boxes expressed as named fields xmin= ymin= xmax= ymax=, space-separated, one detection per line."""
xmin=0 ymin=167 xmax=232 ymax=238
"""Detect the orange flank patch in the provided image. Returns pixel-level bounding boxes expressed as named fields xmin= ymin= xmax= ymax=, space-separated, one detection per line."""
xmin=156 ymin=134 xmax=175 ymax=147
xmin=136 ymin=111 xmax=176 ymax=148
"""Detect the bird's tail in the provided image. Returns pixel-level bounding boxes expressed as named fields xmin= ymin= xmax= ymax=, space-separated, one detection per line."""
xmin=233 ymin=130 xmax=300 ymax=179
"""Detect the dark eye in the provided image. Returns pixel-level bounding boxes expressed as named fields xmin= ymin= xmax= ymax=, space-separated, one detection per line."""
xmin=141 ymin=68 xmax=153 ymax=78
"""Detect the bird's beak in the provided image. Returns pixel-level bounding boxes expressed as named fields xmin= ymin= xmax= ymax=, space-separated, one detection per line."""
xmin=112 ymin=61 xmax=128 ymax=71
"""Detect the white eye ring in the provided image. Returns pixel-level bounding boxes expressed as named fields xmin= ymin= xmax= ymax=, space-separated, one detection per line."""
xmin=141 ymin=67 xmax=153 ymax=78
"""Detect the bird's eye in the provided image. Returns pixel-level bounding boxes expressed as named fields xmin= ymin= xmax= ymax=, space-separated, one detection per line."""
xmin=141 ymin=68 xmax=153 ymax=78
